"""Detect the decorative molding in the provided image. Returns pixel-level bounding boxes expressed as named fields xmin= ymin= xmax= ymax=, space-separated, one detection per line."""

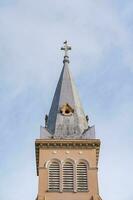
xmin=38 ymin=167 xmax=45 ymax=170
xmin=45 ymin=158 xmax=61 ymax=168
xmin=89 ymin=167 xmax=98 ymax=170
xmin=35 ymin=139 xmax=100 ymax=176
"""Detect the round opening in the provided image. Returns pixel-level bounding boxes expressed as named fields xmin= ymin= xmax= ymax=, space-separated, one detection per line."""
xmin=65 ymin=109 xmax=70 ymax=114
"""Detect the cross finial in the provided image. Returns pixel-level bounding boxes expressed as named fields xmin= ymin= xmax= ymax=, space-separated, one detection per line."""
xmin=61 ymin=40 xmax=72 ymax=57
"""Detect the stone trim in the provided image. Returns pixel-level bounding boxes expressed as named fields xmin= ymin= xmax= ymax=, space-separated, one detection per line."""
xmin=35 ymin=139 xmax=100 ymax=176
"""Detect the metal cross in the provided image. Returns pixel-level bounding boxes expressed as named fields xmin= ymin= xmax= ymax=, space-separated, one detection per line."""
xmin=61 ymin=41 xmax=71 ymax=57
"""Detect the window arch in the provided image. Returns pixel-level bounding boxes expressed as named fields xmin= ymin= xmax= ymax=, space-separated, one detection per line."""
xmin=63 ymin=161 xmax=74 ymax=191
xmin=48 ymin=161 xmax=60 ymax=191
xmin=77 ymin=161 xmax=88 ymax=191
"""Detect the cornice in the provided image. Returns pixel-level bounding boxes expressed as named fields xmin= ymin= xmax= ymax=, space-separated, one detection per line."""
xmin=35 ymin=139 xmax=100 ymax=176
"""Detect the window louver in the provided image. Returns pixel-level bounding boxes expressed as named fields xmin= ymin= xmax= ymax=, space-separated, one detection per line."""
xmin=49 ymin=162 xmax=60 ymax=191
xmin=77 ymin=162 xmax=88 ymax=191
xmin=63 ymin=162 xmax=74 ymax=191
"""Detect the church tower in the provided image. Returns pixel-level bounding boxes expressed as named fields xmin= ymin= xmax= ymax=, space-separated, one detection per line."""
xmin=35 ymin=41 xmax=102 ymax=200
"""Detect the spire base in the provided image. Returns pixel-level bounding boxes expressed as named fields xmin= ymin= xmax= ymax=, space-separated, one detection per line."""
xmin=63 ymin=56 xmax=70 ymax=64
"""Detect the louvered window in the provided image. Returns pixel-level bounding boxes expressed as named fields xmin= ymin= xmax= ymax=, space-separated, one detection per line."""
xmin=49 ymin=162 xmax=60 ymax=191
xmin=63 ymin=162 xmax=74 ymax=191
xmin=77 ymin=162 xmax=88 ymax=191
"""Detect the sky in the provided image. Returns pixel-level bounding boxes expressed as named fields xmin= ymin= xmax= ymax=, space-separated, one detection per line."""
xmin=0 ymin=0 xmax=133 ymax=200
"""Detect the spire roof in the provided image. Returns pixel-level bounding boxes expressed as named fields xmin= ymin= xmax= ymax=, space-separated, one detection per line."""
xmin=41 ymin=41 xmax=95 ymax=139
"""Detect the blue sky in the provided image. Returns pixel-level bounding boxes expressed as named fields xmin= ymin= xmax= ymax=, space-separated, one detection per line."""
xmin=0 ymin=0 xmax=133 ymax=200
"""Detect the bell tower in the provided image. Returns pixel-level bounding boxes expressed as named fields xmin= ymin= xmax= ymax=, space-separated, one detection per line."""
xmin=35 ymin=41 xmax=102 ymax=200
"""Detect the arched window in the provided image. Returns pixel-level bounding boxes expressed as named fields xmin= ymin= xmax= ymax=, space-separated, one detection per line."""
xmin=48 ymin=161 xmax=60 ymax=191
xmin=63 ymin=162 xmax=74 ymax=191
xmin=77 ymin=162 xmax=88 ymax=191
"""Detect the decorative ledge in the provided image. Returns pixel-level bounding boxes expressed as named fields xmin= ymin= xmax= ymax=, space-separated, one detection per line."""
xmin=35 ymin=139 xmax=100 ymax=176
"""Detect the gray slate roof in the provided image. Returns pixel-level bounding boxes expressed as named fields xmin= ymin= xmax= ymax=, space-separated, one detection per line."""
xmin=40 ymin=57 xmax=95 ymax=139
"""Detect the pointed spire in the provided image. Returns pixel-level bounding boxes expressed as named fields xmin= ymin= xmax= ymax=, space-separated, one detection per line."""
xmin=41 ymin=41 xmax=95 ymax=139
xmin=45 ymin=41 xmax=86 ymax=138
